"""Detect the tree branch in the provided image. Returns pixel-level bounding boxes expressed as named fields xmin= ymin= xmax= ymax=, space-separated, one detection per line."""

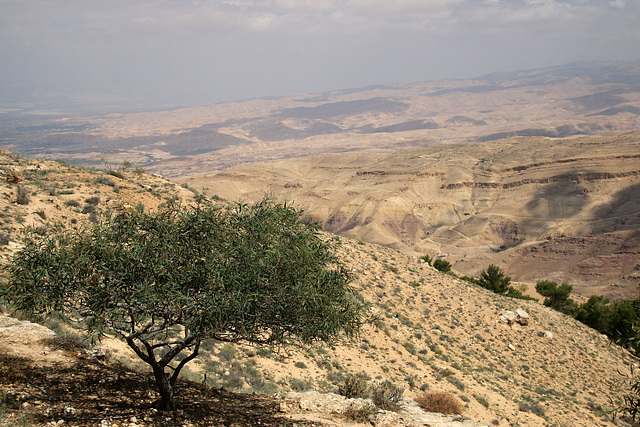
xmin=159 ymin=335 xmax=197 ymax=367
xmin=125 ymin=336 xmax=154 ymax=365
xmin=170 ymin=340 xmax=201 ymax=387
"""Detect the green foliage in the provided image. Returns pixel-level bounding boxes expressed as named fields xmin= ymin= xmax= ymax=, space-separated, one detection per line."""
xmin=420 ymin=254 xmax=433 ymax=266
xmin=477 ymin=264 xmax=510 ymax=294
xmin=613 ymin=367 xmax=640 ymax=422
xmin=547 ymin=290 xmax=640 ymax=354
xmin=474 ymin=395 xmax=489 ymax=408
xmin=576 ymin=295 xmax=612 ymax=331
xmin=535 ymin=280 xmax=577 ymax=315
xmin=519 ymin=401 xmax=546 ymax=416
xmin=2 ymin=199 xmax=365 ymax=410
xmin=504 ymin=286 xmax=538 ymax=301
xmin=608 ymin=299 xmax=640 ymax=350
xmin=433 ymin=259 xmax=451 ymax=273
xmin=107 ymin=170 xmax=125 ymax=179
xmin=217 ymin=343 xmax=237 ymax=362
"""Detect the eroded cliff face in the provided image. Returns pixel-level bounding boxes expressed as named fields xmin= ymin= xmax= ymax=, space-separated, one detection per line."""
xmin=178 ymin=131 xmax=640 ymax=298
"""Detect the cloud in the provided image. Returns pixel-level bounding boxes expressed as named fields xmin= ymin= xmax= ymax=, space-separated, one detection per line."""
xmin=1 ymin=0 xmax=639 ymax=108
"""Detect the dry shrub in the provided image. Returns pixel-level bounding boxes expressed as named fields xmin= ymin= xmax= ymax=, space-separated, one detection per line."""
xmin=343 ymin=402 xmax=378 ymax=422
xmin=416 ymin=391 xmax=463 ymax=415
xmin=41 ymin=335 xmax=87 ymax=352
xmin=0 ymin=352 xmax=29 ymax=384
xmin=370 ymin=380 xmax=404 ymax=411
xmin=338 ymin=372 xmax=369 ymax=398
xmin=16 ymin=185 xmax=29 ymax=205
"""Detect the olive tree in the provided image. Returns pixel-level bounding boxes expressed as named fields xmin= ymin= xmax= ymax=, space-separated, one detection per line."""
xmin=1 ymin=199 xmax=365 ymax=410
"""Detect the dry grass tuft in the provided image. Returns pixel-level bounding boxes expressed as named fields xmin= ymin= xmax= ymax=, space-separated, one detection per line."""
xmin=0 ymin=352 xmax=29 ymax=384
xmin=415 ymin=391 xmax=464 ymax=415
xmin=343 ymin=402 xmax=378 ymax=422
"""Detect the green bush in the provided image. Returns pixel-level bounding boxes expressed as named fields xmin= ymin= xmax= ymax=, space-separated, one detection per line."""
xmin=505 ymin=286 xmax=538 ymax=301
xmin=613 ymin=367 xmax=640 ymax=422
xmin=608 ymin=298 xmax=640 ymax=350
xmin=477 ymin=264 xmax=510 ymax=294
xmin=433 ymin=259 xmax=451 ymax=273
xmin=420 ymin=255 xmax=433 ymax=266
xmin=535 ymin=280 xmax=577 ymax=315
xmin=217 ymin=343 xmax=237 ymax=362
xmin=519 ymin=401 xmax=545 ymax=416
xmin=576 ymin=295 xmax=612 ymax=332
xmin=474 ymin=395 xmax=489 ymax=408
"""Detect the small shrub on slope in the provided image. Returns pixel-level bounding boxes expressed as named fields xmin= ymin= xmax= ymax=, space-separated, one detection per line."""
xmin=371 ymin=380 xmax=404 ymax=411
xmin=477 ymin=264 xmax=510 ymax=294
xmin=338 ymin=372 xmax=369 ymax=398
xmin=433 ymin=259 xmax=452 ymax=273
xmin=416 ymin=391 xmax=463 ymax=415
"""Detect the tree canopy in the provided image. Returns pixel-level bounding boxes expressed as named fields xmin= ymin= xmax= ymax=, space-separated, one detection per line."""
xmin=477 ymin=264 xmax=511 ymax=294
xmin=535 ymin=280 xmax=577 ymax=315
xmin=1 ymin=199 xmax=366 ymax=410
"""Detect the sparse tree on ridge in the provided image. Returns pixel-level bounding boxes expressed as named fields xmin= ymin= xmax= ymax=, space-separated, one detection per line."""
xmin=1 ymin=199 xmax=366 ymax=411
xmin=477 ymin=264 xmax=511 ymax=294
xmin=535 ymin=280 xmax=577 ymax=315
xmin=433 ymin=258 xmax=452 ymax=273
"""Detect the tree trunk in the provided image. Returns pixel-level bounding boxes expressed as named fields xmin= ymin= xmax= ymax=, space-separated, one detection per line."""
xmin=153 ymin=366 xmax=175 ymax=411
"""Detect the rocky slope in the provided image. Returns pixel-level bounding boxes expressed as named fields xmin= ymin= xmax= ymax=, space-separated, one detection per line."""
xmin=0 ymin=151 xmax=638 ymax=426
xmin=177 ymin=131 xmax=640 ymax=299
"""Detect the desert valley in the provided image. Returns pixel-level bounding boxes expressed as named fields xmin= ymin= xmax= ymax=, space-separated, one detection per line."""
xmin=1 ymin=61 xmax=640 ymax=426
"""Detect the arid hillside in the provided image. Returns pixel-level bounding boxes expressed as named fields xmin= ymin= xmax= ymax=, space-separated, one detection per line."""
xmin=177 ymin=131 xmax=640 ymax=299
xmin=0 ymin=151 xmax=639 ymax=427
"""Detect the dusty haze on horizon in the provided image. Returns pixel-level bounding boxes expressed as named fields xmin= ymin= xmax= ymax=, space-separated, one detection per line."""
xmin=1 ymin=0 xmax=639 ymax=110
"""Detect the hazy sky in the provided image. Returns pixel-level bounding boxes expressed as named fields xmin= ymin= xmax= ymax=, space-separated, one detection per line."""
xmin=2 ymin=0 xmax=639 ymax=110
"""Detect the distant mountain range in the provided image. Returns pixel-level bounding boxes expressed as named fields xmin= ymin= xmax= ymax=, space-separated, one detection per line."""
xmin=0 ymin=60 xmax=639 ymax=174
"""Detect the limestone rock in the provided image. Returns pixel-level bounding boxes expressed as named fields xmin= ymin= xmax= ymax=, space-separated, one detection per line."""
xmin=515 ymin=309 xmax=530 ymax=325
xmin=499 ymin=309 xmax=531 ymax=327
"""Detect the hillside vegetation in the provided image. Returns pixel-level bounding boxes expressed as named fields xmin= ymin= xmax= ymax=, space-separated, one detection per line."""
xmin=0 ymin=151 xmax=639 ymax=426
